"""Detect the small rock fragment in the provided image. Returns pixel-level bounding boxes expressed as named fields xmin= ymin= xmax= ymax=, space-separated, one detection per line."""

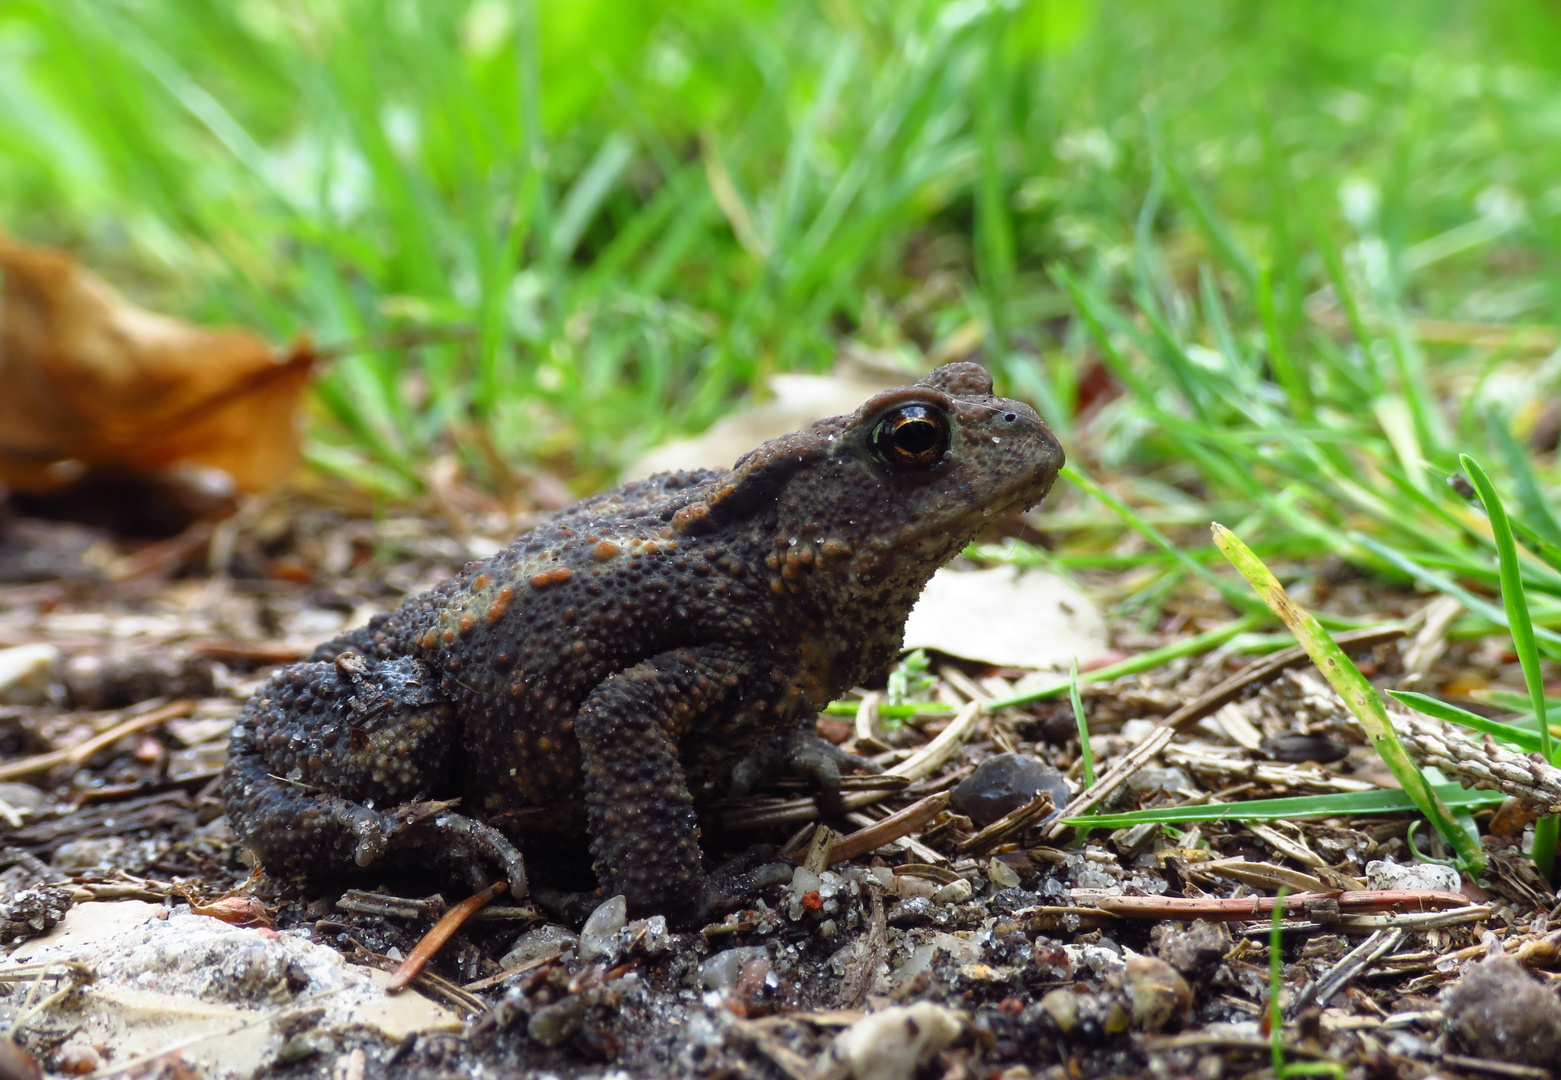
xmin=578 ymin=895 xmax=627 ymax=962
xmin=624 ymin=914 xmax=672 ymax=957
xmin=951 ymin=754 xmax=1070 ymax=827
xmin=52 ymin=838 xmax=126 ymax=870
xmin=699 ymin=946 xmax=768 ymax=991
xmin=1150 ymin=920 xmax=1231 ymax=981
xmin=1125 ymin=954 xmax=1192 ymax=1031
xmin=1039 ymin=988 xmax=1078 ymax=1032
xmin=1445 ymin=956 xmax=1561 ymax=1068
xmin=500 ymin=924 xmax=578 ymax=970
xmin=1261 ymin=733 xmax=1348 ymax=764
xmin=986 ymin=857 xmax=1021 ymax=890
xmin=932 ymin=879 xmax=974 ymax=905
xmin=818 ymin=1002 xmax=962 ymax=1080
xmin=63 ymin=648 xmax=215 ymax=710
xmin=885 ymin=897 xmax=937 ymax=929
xmin=791 ymin=867 xmax=822 ymax=897
xmin=1116 ymin=765 xmax=1192 ymax=805
xmin=1365 ymin=859 xmax=1461 ymax=893
xmin=275 ymin=1030 xmax=333 ymax=1065
xmin=527 ymin=987 xmax=616 ymax=1047
xmin=52 ymin=1043 xmax=99 ymax=1076
xmin=0 ymin=885 xmax=73 ymax=944
xmin=0 ymin=644 xmax=58 ymax=706
xmin=0 ymin=785 xmax=43 ymax=813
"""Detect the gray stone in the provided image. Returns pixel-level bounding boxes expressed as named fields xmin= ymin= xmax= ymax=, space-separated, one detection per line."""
xmin=951 ymin=753 xmax=1070 ymax=826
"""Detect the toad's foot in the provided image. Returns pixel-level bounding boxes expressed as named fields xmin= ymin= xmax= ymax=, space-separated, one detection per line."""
xmin=728 ymin=727 xmax=883 ymax=816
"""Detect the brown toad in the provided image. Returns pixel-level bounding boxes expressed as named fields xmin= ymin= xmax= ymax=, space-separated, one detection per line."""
xmin=224 ymin=362 xmax=1063 ymax=918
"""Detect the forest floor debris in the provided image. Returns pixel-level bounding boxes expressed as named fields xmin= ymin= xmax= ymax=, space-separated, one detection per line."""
xmin=0 ymin=497 xmax=1557 ymax=1078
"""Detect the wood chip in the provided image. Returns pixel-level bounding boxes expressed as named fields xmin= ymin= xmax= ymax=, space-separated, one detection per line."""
xmin=821 ymin=792 xmax=949 ymax=866
xmin=387 ymin=881 xmax=504 ymax=992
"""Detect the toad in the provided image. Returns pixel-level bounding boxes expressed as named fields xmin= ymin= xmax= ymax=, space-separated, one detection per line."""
xmin=224 ymin=362 xmax=1064 ymax=918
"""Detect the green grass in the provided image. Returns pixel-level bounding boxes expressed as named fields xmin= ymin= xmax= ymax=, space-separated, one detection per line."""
xmin=2 ymin=1 xmax=1560 ymax=507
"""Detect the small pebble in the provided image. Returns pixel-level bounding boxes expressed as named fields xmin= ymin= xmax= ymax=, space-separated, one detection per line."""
xmin=1365 ymin=859 xmax=1461 ymax=893
xmin=932 ymin=879 xmax=973 ymax=905
xmin=0 ymin=645 xmax=58 ymax=706
xmin=986 ymin=858 xmax=1021 ymax=889
xmin=0 ymin=785 xmax=44 ymax=814
xmin=1117 ymin=765 xmax=1192 ymax=803
xmin=791 ymin=868 xmax=822 ymax=896
xmin=527 ymin=993 xmax=591 ymax=1046
xmin=1119 ymin=719 xmax=1157 ymax=744
xmin=578 ymin=895 xmax=627 ymax=962
xmin=1039 ymin=988 xmax=1078 ymax=1032
xmin=275 ymin=1031 xmax=332 ymax=1065
xmin=1125 ymin=954 xmax=1192 ymax=1031
xmin=698 ymin=946 xmax=767 ymax=991
xmin=1445 ymin=956 xmax=1561 ymax=1068
xmin=53 ymin=1043 xmax=99 ymax=1076
xmin=885 ymin=897 xmax=937 ymax=929
xmin=52 ymin=838 xmax=125 ymax=870
xmin=821 ymin=1002 xmax=961 ymax=1080
xmin=624 ymin=915 xmax=672 ymax=957
xmin=1261 ymin=733 xmax=1348 ymax=764
xmin=951 ymin=753 xmax=1071 ymax=826
xmin=1150 ymin=920 xmax=1231 ymax=981
xmin=500 ymin=924 xmax=578 ymax=970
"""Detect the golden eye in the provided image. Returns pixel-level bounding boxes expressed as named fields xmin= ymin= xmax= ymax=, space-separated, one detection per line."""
xmin=870 ymin=404 xmax=950 ymax=468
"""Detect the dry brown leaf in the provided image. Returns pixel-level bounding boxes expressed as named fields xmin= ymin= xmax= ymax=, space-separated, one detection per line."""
xmin=0 ymin=235 xmax=314 ymax=495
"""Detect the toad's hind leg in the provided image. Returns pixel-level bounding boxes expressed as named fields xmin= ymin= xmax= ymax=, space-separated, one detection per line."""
xmin=574 ymin=645 xmax=759 ymax=918
xmin=224 ymin=653 xmax=526 ymax=896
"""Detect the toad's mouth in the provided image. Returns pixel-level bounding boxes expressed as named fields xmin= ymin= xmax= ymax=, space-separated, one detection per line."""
xmin=897 ymin=463 xmax=1063 ymax=561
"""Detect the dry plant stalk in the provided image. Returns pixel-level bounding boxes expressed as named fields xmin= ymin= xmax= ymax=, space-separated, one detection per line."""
xmin=1386 ymin=706 xmax=1561 ymax=813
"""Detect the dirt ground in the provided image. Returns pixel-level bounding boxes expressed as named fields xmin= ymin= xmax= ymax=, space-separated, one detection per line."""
xmin=0 ymin=495 xmax=1556 ymax=1080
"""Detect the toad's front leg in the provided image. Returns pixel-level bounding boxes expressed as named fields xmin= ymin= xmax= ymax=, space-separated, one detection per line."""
xmin=574 ymin=644 xmax=767 ymax=917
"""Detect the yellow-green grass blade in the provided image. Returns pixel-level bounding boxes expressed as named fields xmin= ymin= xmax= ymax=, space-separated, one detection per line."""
xmin=1212 ymin=524 xmax=1484 ymax=877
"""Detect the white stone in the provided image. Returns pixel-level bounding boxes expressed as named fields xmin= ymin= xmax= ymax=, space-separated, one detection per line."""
xmin=578 ymin=894 xmax=628 ymax=962
xmin=3 ymin=902 xmax=460 ymax=1080
xmin=697 ymin=946 xmax=767 ymax=991
xmin=818 ymin=1002 xmax=963 ymax=1080
xmin=1364 ymin=859 xmax=1461 ymax=893
xmin=932 ymin=879 xmax=973 ymax=905
xmin=0 ymin=644 xmax=58 ymax=705
xmin=499 ymin=924 xmax=578 ymax=970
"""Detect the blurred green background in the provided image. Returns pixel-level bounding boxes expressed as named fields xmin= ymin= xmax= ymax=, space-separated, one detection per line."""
xmin=1 ymin=0 xmax=1558 ymax=563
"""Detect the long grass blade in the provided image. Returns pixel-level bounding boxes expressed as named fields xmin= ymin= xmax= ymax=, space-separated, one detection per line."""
xmin=1213 ymin=524 xmax=1483 ymax=875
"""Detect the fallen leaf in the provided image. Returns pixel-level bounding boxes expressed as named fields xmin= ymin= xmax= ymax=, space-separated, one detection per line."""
xmin=903 ymin=564 xmax=1110 ymax=670
xmin=0 ymin=235 xmax=314 ymax=496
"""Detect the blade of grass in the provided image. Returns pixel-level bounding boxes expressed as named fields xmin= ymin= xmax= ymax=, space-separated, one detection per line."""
xmin=985 ymin=612 xmax=1267 ymax=709
xmin=1065 ymin=784 xmax=1507 ymax=828
xmin=1487 ymin=409 xmax=1561 ymax=546
xmin=1462 ymin=454 xmax=1555 ymax=879
xmin=1069 ymin=660 xmax=1094 ymax=789
xmin=1066 ymin=466 xmax=1269 ymax=616
xmin=1386 ymin=690 xmax=1543 ymax=754
xmin=1213 ymin=523 xmax=1484 ymax=876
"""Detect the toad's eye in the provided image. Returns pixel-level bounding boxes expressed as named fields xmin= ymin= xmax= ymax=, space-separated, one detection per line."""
xmin=870 ymin=404 xmax=950 ymax=468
